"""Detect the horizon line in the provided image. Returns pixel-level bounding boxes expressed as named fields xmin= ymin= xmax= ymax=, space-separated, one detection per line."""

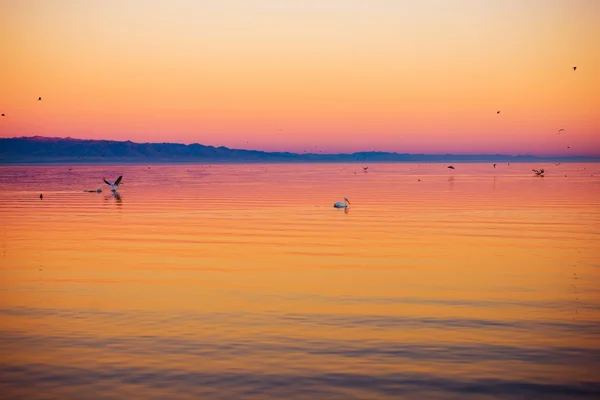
xmin=2 ymin=135 xmax=595 ymax=158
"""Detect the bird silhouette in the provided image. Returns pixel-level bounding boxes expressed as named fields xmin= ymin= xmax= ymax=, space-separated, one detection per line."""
xmin=447 ymin=165 xmax=455 ymax=169
xmin=38 ymin=97 xmax=42 ymax=101
xmin=558 ymin=128 xmax=565 ymax=134
xmin=573 ymin=66 xmax=577 ymax=71
xmin=493 ymin=163 xmax=496 ymax=168
xmin=497 ymin=111 xmax=500 ymax=114
xmin=39 ymin=194 xmax=43 ymax=200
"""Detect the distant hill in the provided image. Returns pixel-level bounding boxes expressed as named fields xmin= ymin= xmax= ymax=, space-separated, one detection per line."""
xmin=0 ymin=136 xmax=597 ymax=164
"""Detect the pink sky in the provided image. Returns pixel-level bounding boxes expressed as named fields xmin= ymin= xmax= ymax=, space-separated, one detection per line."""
xmin=1 ymin=0 xmax=599 ymax=155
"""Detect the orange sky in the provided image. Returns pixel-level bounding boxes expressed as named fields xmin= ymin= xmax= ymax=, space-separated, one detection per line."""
xmin=1 ymin=0 xmax=599 ymax=155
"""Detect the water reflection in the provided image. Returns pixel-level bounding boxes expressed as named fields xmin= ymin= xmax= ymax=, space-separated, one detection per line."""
xmin=104 ymin=191 xmax=122 ymax=204
xmin=0 ymin=163 xmax=598 ymax=399
xmin=447 ymin=175 xmax=455 ymax=191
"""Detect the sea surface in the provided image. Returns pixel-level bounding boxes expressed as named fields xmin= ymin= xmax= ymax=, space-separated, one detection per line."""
xmin=1 ymin=162 xmax=599 ymax=399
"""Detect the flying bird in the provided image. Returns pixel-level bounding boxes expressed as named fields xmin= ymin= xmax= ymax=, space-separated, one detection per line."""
xmin=363 ymin=166 xmax=368 ymax=172
xmin=103 ymin=176 xmax=123 ymax=192
xmin=39 ymin=194 xmax=43 ymax=200
xmin=493 ymin=163 xmax=497 ymax=168
xmin=558 ymin=128 xmax=565 ymax=134
xmin=573 ymin=66 xmax=577 ymax=71
xmin=497 ymin=111 xmax=500 ymax=114
xmin=447 ymin=165 xmax=455 ymax=169
xmin=532 ymin=168 xmax=545 ymax=176
xmin=333 ymin=197 xmax=351 ymax=209
xmin=38 ymin=97 xmax=42 ymax=101
xmin=1 ymin=114 xmax=4 ymax=117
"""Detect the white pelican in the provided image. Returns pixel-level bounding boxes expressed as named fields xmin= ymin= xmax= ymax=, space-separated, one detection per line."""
xmin=333 ymin=197 xmax=351 ymax=208
xmin=103 ymin=176 xmax=123 ymax=192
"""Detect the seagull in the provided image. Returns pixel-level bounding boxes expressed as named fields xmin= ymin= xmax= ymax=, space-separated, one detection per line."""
xmin=363 ymin=166 xmax=368 ymax=172
xmin=497 ymin=111 xmax=500 ymax=114
xmin=38 ymin=97 xmax=42 ymax=101
xmin=333 ymin=197 xmax=351 ymax=208
xmin=573 ymin=66 xmax=577 ymax=71
xmin=493 ymin=163 xmax=497 ymax=168
xmin=39 ymin=194 xmax=43 ymax=200
xmin=532 ymin=168 xmax=545 ymax=176
xmin=558 ymin=128 xmax=565 ymax=134
xmin=447 ymin=165 xmax=455 ymax=169
xmin=1 ymin=114 xmax=4 ymax=117
xmin=103 ymin=176 xmax=123 ymax=192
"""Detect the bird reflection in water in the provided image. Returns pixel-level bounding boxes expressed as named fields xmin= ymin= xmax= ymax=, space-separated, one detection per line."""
xmin=105 ymin=191 xmax=122 ymax=205
xmin=448 ymin=175 xmax=455 ymax=192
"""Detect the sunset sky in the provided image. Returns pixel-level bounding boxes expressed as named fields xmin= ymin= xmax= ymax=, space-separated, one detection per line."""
xmin=1 ymin=0 xmax=598 ymax=155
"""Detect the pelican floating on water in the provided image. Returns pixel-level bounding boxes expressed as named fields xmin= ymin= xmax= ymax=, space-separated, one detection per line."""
xmin=333 ymin=197 xmax=351 ymax=208
xmin=103 ymin=176 xmax=123 ymax=192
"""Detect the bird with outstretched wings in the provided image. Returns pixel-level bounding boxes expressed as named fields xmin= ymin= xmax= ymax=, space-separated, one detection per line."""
xmin=103 ymin=176 xmax=123 ymax=192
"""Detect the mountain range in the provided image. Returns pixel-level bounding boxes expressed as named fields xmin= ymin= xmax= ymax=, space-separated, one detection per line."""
xmin=0 ymin=136 xmax=597 ymax=164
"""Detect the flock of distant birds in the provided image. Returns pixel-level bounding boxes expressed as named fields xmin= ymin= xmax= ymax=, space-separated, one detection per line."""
xmin=38 ymin=155 xmax=589 ymax=210
xmin=5 ymin=66 xmax=586 ymax=207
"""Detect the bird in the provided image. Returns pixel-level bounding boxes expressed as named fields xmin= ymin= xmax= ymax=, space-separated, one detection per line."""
xmin=363 ymin=166 xmax=368 ymax=172
xmin=38 ymin=97 xmax=42 ymax=101
xmin=103 ymin=176 xmax=123 ymax=192
xmin=447 ymin=165 xmax=455 ymax=169
xmin=333 ymin=197 xmax=351 ymax=208
xmin=558 ymin=128 xmax=565 ymax=134
xmin=39 ymin=194 xmax=43 ymax=200
xmin=532 ymin=168 xmax=545 ymax=176
xmin=84 ymin=188 xmax=102 ymax=193
xmin=1 ymin=114 xmax=4 ymax=117
xmin=573 ymin=66 xmax=577 ymax=71
xmin=497 ymin=111 xmax=500 ymax=114
xmin=493 ymin=163 xmax=497 ymax=168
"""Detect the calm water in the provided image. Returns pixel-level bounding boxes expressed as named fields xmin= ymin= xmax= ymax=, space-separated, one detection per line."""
xmin=1 ymin=162 xmax=599 ymax=399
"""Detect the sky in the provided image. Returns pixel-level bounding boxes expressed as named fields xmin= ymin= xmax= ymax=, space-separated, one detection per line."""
xmin=0 ymin=0 xmax=599 ymax=155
